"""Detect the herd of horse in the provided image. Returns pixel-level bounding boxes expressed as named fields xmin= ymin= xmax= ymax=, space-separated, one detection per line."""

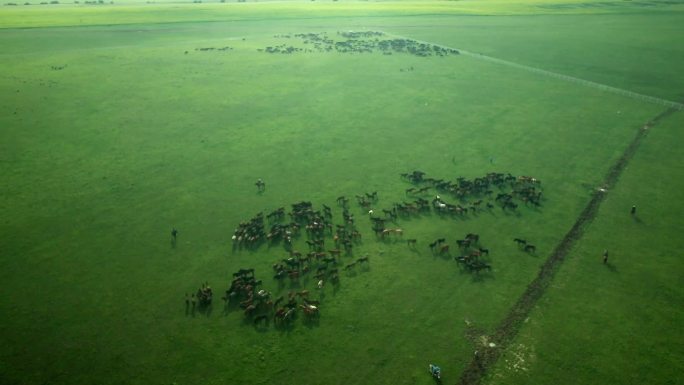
xmin=262 ymin=31 xmax=459 ymax=58
xmin=188 ymin=170 xmax=543 ymax=327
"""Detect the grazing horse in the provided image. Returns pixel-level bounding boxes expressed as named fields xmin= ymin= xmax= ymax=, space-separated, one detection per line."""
xmin=407 ymin=239 xmax=417 ymax=247
xmin=439 ymin=244 xmax=450 ymax=255
xmin=478 ymin=248 xmax=489 ymax=256
xmin=299 ymin=304 xmax=319 ymax=318
xmin=524 ymin=244 xmax=536 ymax=253
xmin=514 ymin=238 xmax=527 ymax=246
xmin=237 ymin=268 xmax=255 ymax=277
xmin=255 ymin=179 xmax=265 ymax=191
xmin=456 ymin=239 xmax=470 ymax=249
xmin=468 ymin=261 xmax=492 ymax=273
xmin=465 ymin=233 xmax=479 ymax=244
xmin=336 ymin=196 xmax=349 ymax=207
xmin=244 ymin=304 xmax=257 ymax=317
xmin=253 ymin=315 xmax=268 ymax=325
xmin=273 ymin=270 xmax=287 ymax=280
xmin=273 ymin=307 xmax=286 ymax=321
xmin=273 ymin=296 xmax=284 ymax=308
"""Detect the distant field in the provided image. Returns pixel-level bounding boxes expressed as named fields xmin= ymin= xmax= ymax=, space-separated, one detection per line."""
xmin=1 ymin=1 xmax=682 ymax=385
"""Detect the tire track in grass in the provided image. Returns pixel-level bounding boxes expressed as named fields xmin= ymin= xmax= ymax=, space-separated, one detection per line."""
xmin=380 ymin=31 xmax=684 ymax=110
xmin=456 ymin=104 xmax=681 ymax=385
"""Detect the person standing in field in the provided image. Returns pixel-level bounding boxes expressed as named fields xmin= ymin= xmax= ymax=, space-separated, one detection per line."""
xmin=603 ymin=250 xmax=608 ymax=264
xmin=171 ymin=228 xmax=178 ymax=248
xmin=631 ymin=205 xmax=637 ymax=215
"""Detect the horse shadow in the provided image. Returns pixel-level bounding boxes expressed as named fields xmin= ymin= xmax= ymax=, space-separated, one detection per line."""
xmin=470 ymin=271 xmax=494 ymax=282
xmin=222 ymin=299 xmax=239 ymax=315
xmin=302 ymin=317 xmax=320 ymax=329
xmin=275 ymin=319 xmax=296 ymax=334
xmin=199 ymin=304 xmax=213 ymax=317
xmin=252 ymin=317 xmax=271 ymax=333
xmin=345 ymin=269 xmax=358 ymax=278
xmin=432 ymin=251 xmax=452 ymax=261
xmin=604 ymin=262 xmax=618 ymax=273
xmin=407 ymin=245 xmax=421 ymax=254
xmin=502 ymin=209 xmax=522 ymax=218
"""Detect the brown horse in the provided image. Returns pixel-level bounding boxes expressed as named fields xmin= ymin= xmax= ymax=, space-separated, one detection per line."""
xmin=299 ymin=304 xmax=319 ymax=318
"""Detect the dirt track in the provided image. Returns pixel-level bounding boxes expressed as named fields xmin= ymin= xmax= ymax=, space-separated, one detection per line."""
xmin=456 ymin=104 xmax=681 ymax=385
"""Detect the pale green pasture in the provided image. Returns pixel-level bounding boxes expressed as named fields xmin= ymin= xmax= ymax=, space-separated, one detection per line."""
xmin=485 ymin=111 xmax=684 ymax=385
xmin=0 ymin=3 xmax=681 ymax=385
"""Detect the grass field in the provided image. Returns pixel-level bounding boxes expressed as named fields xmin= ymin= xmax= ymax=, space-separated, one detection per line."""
xmin=1 ymin=1 xmax=683 ymax=385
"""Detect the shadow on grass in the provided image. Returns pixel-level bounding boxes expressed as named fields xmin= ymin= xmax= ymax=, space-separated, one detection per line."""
xmin=332 ymin=282 xmax=341 ymax=296
xmin=470 ymin=271 xmax=494 ymax=283
xmin=432 ymin=251 xmax=453 ymax=261
xmin=222 ymin=299 xmax=239 ymax=316
xmin=252 ymin=317 xmax=271 ymax=333
xmin=455 ymin=267 xmax=495 ymax=282
xmin=302 ymin=317 xmax=320 ymax=329
xmin=604 ymin=262 xmax=618 ymax=273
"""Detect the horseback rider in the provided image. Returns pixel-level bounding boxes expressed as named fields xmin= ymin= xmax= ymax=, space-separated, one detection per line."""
xmin=429 ymin=364 xmax=441 ymax=380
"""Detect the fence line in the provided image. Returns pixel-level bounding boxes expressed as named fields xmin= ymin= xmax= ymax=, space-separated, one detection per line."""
xmin=381 ymin=31 xmax=684 ymax=110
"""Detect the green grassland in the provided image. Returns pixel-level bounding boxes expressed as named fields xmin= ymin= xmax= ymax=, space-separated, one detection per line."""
xmin=1 ymin=1 xmax=682 ymax=385
xmin=485 ymin=112 xmax=684 ymax=385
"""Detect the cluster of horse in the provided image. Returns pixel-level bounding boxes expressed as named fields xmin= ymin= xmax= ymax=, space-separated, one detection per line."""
xmin=219 ymin=267 xmax=320 ymax=327
xmin=211 ymin=169 xmax=545 ymax=328
xmin=260 ymin=31 xmax=458 ymax=58
xmin=258 ymin=45 xmax=304 ymax=55
xmin=424 ymin=233 xmax=492 ymax=273
xmin=514 ymin=238 xmax=537 ymax=253
xmin=231 ymin=212 xmax=268 ymax=248
xmin=185 ymin=282 xmax=213 ymax=315
xmin=400 ymin=170 xmax=543 ymax=213
xmin=194 ymin=46 xmax=232 ymax=52
xmin=220 ymin=194 xmax=379 ymax=327
xmin=452 ymin=234 xmax=493 ymax=273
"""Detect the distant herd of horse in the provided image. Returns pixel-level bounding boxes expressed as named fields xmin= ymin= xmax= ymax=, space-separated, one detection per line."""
xmin=187 ymin=170 xmax=543 ymax=327
xmin=258 ymin=31 xmax=459 ymax=58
